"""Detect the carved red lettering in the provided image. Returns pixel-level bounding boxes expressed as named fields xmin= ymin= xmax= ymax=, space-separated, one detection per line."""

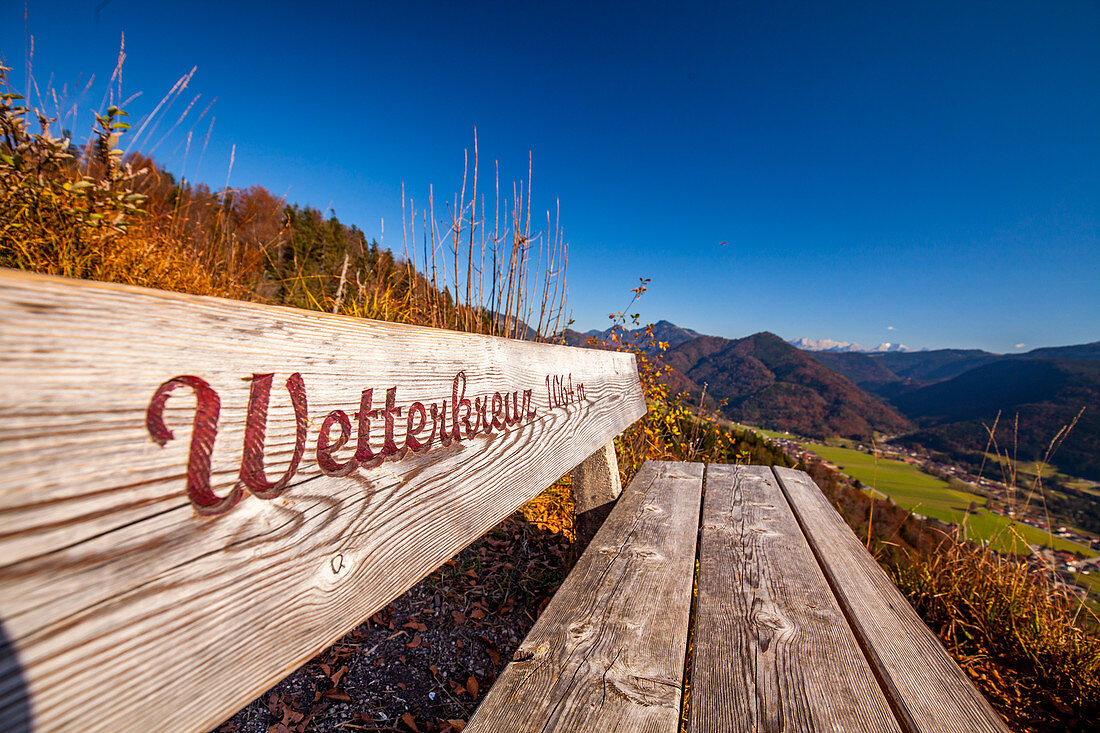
xmin=452 ymin=372 xmax=471 ymax=441
xmin=432 ymin=400 xmax=453 ymax=447
xmin=239 ymin=373 xmax=309 ymax=500
xmin=354 ymin=388 xmax=383 ymax=468
xmin=405 ymin=401 xmax=429 ymax=453
xmin=380 ymin=386 xmax=403 ymax=456
xmin=490 ymin=392 xmax=505 ymax=429
xmin=146 ymin=375 xmax=242 ymax=516
xmin=317 ymin=409 xmax=357 ymax=476
xmin=150 ymin=369 xmax=555 ymax=517
xmin=503 ymin=390 xmax=519 ymax=426
xmin=522 ymin=388 xmax=536 ymax=419
xmin=472 ymin=395 xmax=490 ymax=436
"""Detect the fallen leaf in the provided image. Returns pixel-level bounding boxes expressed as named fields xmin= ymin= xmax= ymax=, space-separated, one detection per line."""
xmin=406 ymin=634 xmax=422 ymax=649
xmin=469 ymin=609 xmax=485 ymax=620
xmin=401 ymin=711 xmax=418 ymax=731
xmin=322 ymin=689 xmax=351 ymax=702
xmin=280 ymin=705 xmax=304 ymax=726
xmin=429 ymin=665 xmax=439 ymax=677
xmin=466 ymin=676 xmax=479 ymax=698
xmin=452 ymin=610 xmax=466 ymax=625
xmin=331 ymin=665 xmax=348 ymax=687
xmin=487 ymin=648 xmax=500 ymax=666
xmin=447 ymin=720 xmax=467 ymax=732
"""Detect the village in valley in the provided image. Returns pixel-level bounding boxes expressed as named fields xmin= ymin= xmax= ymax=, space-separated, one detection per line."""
xmin=752 ymin=428 xmax=1100 ymax=602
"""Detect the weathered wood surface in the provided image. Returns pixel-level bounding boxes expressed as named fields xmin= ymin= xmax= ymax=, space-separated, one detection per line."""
xmin=466 ymin=461 xmax=702 ymax=733
xmin=570 ymin=441 xmax=622 ymax=553
xmin=689 ymin=464 xmax=901 ymax=733
xmin=773 ymin=466 xmax=1010 ymax=733
xmin=0 ymin=269 xmax=646 ymax=733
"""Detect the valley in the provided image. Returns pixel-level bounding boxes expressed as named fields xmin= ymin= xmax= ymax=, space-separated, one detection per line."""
xmin=734 ymin=424 xmax=1100 ymax=609
xmin=573 ymin=321 xmax=1100 ymax=581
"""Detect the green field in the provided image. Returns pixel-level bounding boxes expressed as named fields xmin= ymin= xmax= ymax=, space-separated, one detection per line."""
xmin=1073 ymin=571 xmax=1100 ymax=595
xmin=982 ymin=453 xmax=1099 ymax=493
xmin=726 ymin=421 xmax=794 ymax=441
xmin=802 ymin=442 xmax=1096 ymax=557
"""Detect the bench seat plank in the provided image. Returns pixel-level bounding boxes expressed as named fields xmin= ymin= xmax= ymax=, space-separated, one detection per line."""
xmin=773 ymin=466 xmax=1009 ymax=733
xmin=689 ymin=465 xmax=902 ymax=733
xmin=467 ymin=461 xmax=703 ymax=733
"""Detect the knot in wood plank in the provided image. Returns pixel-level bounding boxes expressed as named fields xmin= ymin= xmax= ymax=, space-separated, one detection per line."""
xmin=603 ymin=672 xmax=680 ymax=710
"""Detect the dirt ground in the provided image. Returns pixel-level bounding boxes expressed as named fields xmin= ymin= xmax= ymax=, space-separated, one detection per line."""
xmin=213 ymin=508 xmax=572 ymax=733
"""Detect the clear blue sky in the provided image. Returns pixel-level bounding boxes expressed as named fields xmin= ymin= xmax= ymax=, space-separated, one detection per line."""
xmin=4 ymin=1 xmax=1098 ymax=352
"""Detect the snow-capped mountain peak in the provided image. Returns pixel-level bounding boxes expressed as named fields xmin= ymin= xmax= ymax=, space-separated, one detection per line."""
xmin=789 ymin=337 xmax=913 ymax=353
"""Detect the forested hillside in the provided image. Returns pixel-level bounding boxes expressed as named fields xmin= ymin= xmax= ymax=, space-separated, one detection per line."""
xmin=661 ymin=331 xmax=912 ymax=438
xmin=804 ymin=342 xmax=1100 ymax=482
xmin=894 ymin=359 xmax=1100 ymax=481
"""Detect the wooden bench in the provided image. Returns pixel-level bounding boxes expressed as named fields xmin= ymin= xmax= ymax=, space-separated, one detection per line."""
xmin=469 ymin=463 xmax=1010 ymax=732
xmin=0 ymin=270 xmax=1008 ymax=732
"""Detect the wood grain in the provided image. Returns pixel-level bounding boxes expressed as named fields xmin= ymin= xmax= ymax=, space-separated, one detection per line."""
xmin=773 ymin=466 xmax=1010 ymax=733
xmin=0 ymin=269 xmax=646 ymax=733
xmin=688 ymin=464 xmax=901 ymax=733
xmin=570 ymin=442 xmax=622 ymax=515
xmin=466 ymin=461 xmax=702 ymax=733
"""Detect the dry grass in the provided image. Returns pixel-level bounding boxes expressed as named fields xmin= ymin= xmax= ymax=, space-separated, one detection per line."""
xmin=883 ymin=410 xmax=1100 ymax=730
xmin=892 ymin=533 xmax=1100 ymax=730
xmin=2 ymin=60 xmax=569 ymax=343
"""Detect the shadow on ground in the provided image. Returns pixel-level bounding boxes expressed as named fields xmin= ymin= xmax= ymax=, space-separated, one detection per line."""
xmin=215 ymin=511 xmax=571 ymax=733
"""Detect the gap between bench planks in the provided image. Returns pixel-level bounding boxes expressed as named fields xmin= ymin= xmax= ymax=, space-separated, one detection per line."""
xmin=468 ymin=461 xmax=1009 ymax=733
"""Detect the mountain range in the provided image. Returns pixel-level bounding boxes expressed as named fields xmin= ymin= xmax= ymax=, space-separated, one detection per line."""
xmin=661 ymin=331 xmax=912 ymax=438
xmin=567 ymin=322 xmax=1100 ymax=482
xmin=574 ymin=320 xmax=702 ymax=352
xmin=807 ymin=345 xmax=1100 ymax=481
xmin=789 ymin=337 xmax=915 ymax=353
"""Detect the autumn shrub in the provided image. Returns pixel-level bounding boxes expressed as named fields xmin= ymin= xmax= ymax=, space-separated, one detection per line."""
xmin=2 ymin=67 xmax=139 ymax=271
xmin=0 ymin=68 xmax=250 ymax=298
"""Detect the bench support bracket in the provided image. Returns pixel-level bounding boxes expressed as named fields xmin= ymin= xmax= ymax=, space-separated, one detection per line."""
xmin=570 ymin=441 xmax=622 ymax=554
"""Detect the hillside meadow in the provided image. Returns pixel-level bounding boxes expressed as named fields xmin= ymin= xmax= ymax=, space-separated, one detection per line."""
xmin=803 ymin=442 xmax=1095 ymax=557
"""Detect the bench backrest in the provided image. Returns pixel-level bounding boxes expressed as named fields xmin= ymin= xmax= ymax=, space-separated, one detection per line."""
xmin=0 ymin=269 xmax=646 ymax=733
